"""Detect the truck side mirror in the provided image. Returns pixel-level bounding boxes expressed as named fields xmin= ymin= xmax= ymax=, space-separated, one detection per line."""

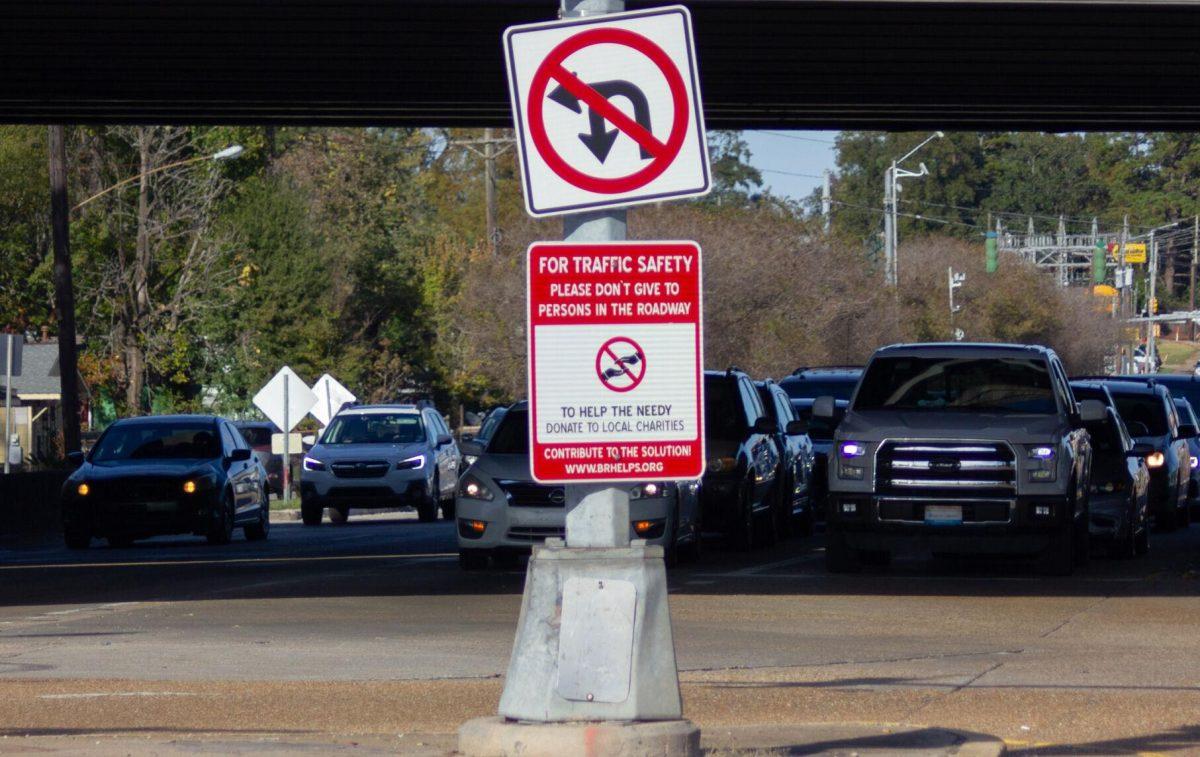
xmin=812 ymin=396 xmax=837 ymax=420
xmin=67 ymin=450 xmax=85 ymax=467
xmin=459 ymin=439 xmax=484 ymax=458
xmin=1178 ymin=423 xmax=1198 ymax=440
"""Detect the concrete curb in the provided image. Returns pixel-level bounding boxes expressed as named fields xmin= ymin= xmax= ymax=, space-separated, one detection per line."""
xmin=458 ymin=716 xmax=701 ymax=757
xmin=701 ymin=722 xmax=1006 ymax=756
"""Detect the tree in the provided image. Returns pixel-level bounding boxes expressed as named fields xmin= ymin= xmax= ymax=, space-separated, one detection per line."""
xmin=705 ymin=131 xmax=764 ymax=206
xmin=0 ymin=126 xmax=51 ymax=332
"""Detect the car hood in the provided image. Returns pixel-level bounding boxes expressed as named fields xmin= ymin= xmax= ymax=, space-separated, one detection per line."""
xmin=309 ymin=442 xmax=428 ymax=462
xmin=838 ymin=410 xmax=1069 ymax=444
xmin=473 ymin=453 xmax=533 ymax=482
xmin=78 ymin=459 xmax=215 ymax=481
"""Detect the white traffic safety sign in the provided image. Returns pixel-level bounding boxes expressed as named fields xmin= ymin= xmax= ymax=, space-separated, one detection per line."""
xmin=310 ymin=373 xmax=356 ymax=427
xmin=253 ymin=366 xmax=316 ymax=433
xmin=504 ymin=5 xmax=710 ymax=217
xmin=526 ymin=241 xmax=704 ymax=483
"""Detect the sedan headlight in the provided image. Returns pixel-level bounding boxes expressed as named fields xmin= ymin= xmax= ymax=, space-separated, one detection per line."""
xmin=1146 ymin=451 xmax=1165 ymax=469
xmin=458 ymin=475 xmax=494 ymax=501
xmin=629 ymin=482 xmax=668 ymax=499
xmin=396 ymin=455 xmax=425 ymax=471
xmin=302 ymin=456 xmax=326 ymax=472
xmin=77 ymin=483 xmax=90 ymax=496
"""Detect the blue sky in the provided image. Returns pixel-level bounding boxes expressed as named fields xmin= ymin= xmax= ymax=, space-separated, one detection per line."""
xmin=741 ymin=130 xmax=839 ymax=203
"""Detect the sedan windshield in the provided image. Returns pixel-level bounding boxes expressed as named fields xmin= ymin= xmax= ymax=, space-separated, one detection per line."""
xmin=91 ymin=422 xmax=220 ymax=462
xmin=322 ymin=413 xmax=424 ymax=444
xmin=854 ymin=356 xmax=1058 ymax=414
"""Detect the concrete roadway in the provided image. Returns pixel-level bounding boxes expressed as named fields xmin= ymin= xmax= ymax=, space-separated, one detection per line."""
xmin=0 ymin=513 xmax=1198 ymax=754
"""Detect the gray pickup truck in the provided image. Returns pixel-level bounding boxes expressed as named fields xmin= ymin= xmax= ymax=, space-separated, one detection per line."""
xmin=818 ymin=343 xmax=1106 ymax=575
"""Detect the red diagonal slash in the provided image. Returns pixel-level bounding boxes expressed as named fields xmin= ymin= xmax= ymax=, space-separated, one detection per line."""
xmin=603 ymin=344 xmax=639 ymax=383
xmin=547 ymin=64 xmax=669 ymax=161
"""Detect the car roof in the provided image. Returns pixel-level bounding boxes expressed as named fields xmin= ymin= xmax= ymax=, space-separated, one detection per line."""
xmin=873 ymin=342 xmax=1053 ymax=359
xmin=338 ymin=404 xmax=421 ymax=415
xmin=113 ymin=414 xmax=219 ymax=425
xmin=789 ymin=366 xmax=863 ymax=378
xmin=1099 ymin=380 xmax=1163 ymax=397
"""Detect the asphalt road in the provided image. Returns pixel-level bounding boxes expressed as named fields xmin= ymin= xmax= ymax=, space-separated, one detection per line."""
xmin=1 ymin=512 xmax=1199 ymax=754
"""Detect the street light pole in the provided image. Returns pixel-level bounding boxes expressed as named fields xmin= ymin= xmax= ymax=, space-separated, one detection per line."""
xmin=72 ymin=144 xmax=244 ymax=213
xmin=883 ymin=131 xmax=942 ymax=287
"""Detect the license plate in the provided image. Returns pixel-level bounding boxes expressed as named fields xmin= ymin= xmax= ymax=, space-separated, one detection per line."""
xmin=924 ymin=505 xmax=963 ymax=524
xmin=144 ymin=501 xmax=176 ymax=512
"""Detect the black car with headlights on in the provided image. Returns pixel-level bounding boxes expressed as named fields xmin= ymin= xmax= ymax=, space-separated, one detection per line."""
xmin=61 ymin=415 xmax=270 ymax=549
xmin=1100 ymin=380 xmax=1192 ymax=531
xmin=702 ymin=369 xmax=781 ymax=549
xmin=820 ymin=343 xmax=1101 ymax=575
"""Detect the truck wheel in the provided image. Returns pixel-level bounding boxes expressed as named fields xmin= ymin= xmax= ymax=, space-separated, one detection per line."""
xmin=825 ymin=527 xmax=861 ymax=573
xmin=775 ymin=477 xmax=794 ymax=540
xmin=1073 ymin=501 xmax=1091 ymax=568
xmin=726 ymin=481 xmax=756 ymax=551
xmin=301 ymin=500 xmax=323 ymax=526
xmin=1135 ymin=521 xmax=1150 ymax=556
xmin=417 ymin=494 xmax=438 ymax=523
xmin=1039 ymin=521 xmax=1075 ymax=576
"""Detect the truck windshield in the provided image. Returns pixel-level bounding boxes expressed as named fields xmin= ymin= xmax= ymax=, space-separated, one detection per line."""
xmin=854 ymin=356 xmax=1058 ymax=414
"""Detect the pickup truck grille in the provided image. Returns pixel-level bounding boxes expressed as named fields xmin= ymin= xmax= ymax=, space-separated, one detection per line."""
xmin=876 ymin=441 xmax=1016 ymax=497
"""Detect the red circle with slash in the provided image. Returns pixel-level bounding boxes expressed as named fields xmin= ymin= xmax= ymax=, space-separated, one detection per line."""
xmin=595 ymin=336 xmax=647 ymax=393
xmin=527 ymin=27 xmax=689 ymax=194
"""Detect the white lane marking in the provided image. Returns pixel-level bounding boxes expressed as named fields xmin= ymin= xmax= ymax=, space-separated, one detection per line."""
xmin=0 ymin=552 xmax=459 ymax=571
xmin=38 ymin=691 xmax=208 ymax=700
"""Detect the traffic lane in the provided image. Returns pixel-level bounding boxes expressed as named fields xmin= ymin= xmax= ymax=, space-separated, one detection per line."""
xmin=0 ymin=519 xmax=1196 ymax=683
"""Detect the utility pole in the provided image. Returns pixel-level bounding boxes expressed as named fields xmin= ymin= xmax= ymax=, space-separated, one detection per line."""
xmin=1120 ymin=214 xmax=1130 ymax=371
xmin=1191 ymin=215 xmax=1198 ymax=340
xmin=948 ymin=267 xmax=965 ymax=339
xmin=883 ymin=163 xmax=895 ymax=285
xmin=821 ymin=169 xmax=832 ymax=234
xmin=47 ymin=126 xmax=81 ymax=454
xmin=449 ymin=130 xmax=514 ymax=256
xmin=1148 ymin=229 xmax=1158 ymax=373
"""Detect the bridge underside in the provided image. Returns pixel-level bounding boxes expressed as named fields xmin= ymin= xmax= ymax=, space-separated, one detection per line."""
xmin=4 ymin=1 xmax=1200 ymax=129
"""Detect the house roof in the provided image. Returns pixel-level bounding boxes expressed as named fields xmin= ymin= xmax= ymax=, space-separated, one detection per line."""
xmin=0 ymin=343 xmax=66 ymax=398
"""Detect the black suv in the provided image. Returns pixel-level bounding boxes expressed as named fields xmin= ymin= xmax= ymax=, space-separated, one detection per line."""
xmin=702 ymin=369 xmax=781 ymax=549
xmin=779 ymin=367 xmax=862 ymax=519
xmin=820 ymin=343 xmax=1103 ymax=575
xmin=755 ymin=379 xmax=816 ymax=536
xmin=1100 ymin=380 xmax=1193 ymax=531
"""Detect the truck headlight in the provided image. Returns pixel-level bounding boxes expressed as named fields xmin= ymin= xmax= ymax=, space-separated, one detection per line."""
xmin=839 ymin=441 xmax=867 ymax=458
xmin=1026 ymin=444 xmax=1057 ymax=482
xmin=839 ymin=465 xmax=864 ymax=480
xmin=1146 ymin=451 xmax=1165 ymax=469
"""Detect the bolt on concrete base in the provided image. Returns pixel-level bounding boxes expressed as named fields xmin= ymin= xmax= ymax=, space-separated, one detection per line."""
xmin=458 ymin=716 xmax=701 ymax=757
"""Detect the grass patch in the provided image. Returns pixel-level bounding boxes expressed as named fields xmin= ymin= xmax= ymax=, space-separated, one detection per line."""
xmin=1158 ymin=340 xmax=1200 ymax=373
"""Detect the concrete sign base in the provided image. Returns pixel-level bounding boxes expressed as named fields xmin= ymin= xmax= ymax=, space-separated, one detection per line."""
xmin=497 ymin=539 xmax=683 ymax=722
xmin=459 ymin=716 xmax=700 ymax=757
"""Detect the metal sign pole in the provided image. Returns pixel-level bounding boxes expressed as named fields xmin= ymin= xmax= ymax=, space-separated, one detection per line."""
xmin=4 ymin=335 xmax=12 ymax=475
xmin=283 ymin=375 xmax=290 ymax=506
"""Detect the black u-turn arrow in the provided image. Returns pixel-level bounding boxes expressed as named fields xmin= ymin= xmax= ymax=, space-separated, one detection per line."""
xmin=549 ymin=78 xmax=653 ymax=163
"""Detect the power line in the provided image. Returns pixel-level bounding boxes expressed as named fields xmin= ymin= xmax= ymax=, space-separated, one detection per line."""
xmin=830 ymin=199 xmax=983 ymax=232
xmin=755 ymin=131 xmax=838 ymax=145
xmin=761 ymin=168 xmax=827 ymax=180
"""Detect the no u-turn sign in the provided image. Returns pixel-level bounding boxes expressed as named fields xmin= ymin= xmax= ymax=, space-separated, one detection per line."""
xmin=504 ymin=6 xmax=711 ymax=217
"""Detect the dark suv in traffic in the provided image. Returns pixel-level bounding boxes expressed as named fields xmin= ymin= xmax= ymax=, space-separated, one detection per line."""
xmin=821 ymin=343 xmax=1103 ymax=575
xmin=702 ymin=369 xmax=781 ymax=549
xmin=779 ymin=367 xmax=862 ymax=519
